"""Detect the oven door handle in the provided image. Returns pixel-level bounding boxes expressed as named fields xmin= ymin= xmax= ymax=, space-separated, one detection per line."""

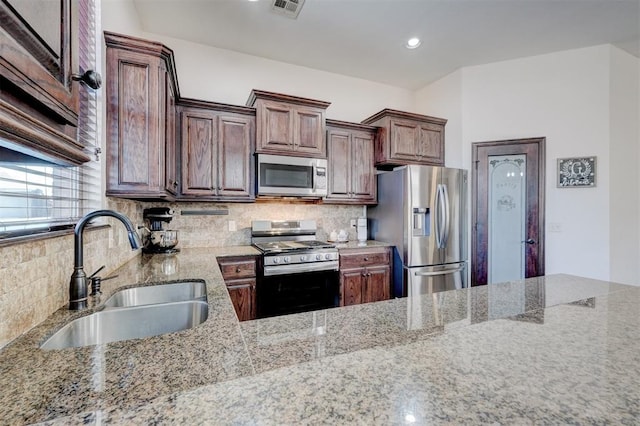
xmin=263 ymin=260 xmax=339 ymax=276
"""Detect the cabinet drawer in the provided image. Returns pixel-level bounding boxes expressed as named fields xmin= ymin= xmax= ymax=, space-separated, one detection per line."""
xmin=217 ymin=256 xmax=257 ymax=280
xmin=225 ymin=277 xmax=256 ymax=288
xmin=340 ymin=248 xmax=390 ymax=269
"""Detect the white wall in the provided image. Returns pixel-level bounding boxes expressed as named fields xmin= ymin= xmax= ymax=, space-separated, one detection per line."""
xmin=144 ymin=34 xmax=414 ymax=122
xmin=101 ymin=0 xmax=145 ymax=37
xmin=417 ymin=45 xmax=640 ymax=284
xmin=609 ymin=47 xmax=640 ymax=285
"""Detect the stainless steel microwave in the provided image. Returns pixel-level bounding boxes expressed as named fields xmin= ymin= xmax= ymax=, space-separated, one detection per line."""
xmin=257 ymin=154 xmax=328 ymax=197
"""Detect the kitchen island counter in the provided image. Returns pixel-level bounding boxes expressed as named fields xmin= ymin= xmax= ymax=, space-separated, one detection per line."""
xmin=0 ymin=248 xmax=638 ymax=424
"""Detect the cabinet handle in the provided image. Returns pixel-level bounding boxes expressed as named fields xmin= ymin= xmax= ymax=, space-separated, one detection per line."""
xmin=173 ymin=181 xmax=179 ymax=187
xmin=72 ymin=70 xmax=102 ymax=90
xmin=363 ymin=257 xmax=369 ymax=261
xmin=236 ymin=267 xmax=241 ymax=273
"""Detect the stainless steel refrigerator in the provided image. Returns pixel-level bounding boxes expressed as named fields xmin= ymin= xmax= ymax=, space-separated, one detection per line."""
xmin=368 ymin=165 xmax=468 ymax=297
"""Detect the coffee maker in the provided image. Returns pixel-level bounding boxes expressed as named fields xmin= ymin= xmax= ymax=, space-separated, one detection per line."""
xmin=142 ymin=207 xmax=179 ymax=254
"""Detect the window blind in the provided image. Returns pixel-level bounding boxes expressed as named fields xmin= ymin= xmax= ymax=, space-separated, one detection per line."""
xmin=0 ymin=0 xmax=101 ymax=239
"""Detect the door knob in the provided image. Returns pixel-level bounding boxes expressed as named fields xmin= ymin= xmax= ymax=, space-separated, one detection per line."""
xmin=522 ymin=238 xmax=536 ymax=244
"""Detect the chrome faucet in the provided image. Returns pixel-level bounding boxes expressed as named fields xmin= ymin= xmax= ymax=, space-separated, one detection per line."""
xmin=69 ymin=210 xmax=141 ymax=310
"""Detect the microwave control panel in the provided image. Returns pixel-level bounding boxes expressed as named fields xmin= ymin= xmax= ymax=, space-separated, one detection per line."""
xmin=316 ymin=167 xmax=327 ymax=189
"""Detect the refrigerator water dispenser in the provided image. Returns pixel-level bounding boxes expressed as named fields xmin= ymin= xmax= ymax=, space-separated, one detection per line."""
xmin=412 ymin=207 xmax=430 ymax=236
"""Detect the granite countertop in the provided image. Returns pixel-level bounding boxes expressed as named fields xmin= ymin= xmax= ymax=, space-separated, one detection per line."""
xmin=333 ymin=240 xmax=393 ymax=249
xmin=1 ymin=247 xmax=639 ymax=424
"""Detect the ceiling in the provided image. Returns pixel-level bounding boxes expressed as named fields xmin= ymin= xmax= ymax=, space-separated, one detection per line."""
xmin=132 ymin=0 xmax=640 ymax=90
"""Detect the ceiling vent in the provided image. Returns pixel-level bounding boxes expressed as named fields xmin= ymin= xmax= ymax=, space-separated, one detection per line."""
xmin=271 ymin=0 xmax=305 ymax=19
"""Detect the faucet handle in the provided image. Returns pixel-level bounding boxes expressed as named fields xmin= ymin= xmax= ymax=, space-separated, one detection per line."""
xmin=90 ymin=273 xmax=119 ymax=295
xmin=88 ymin=265 xmax=105 ymax=279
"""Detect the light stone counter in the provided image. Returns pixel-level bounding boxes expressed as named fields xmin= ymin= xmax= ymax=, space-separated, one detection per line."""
xmin=333 ymin=239 xmax=393 ymax=250
xmin=0 ymin=248 xmax=639 ymax=424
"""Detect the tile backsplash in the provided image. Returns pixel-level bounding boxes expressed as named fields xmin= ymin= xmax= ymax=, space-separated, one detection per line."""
xmin=140 ymin=202 xmax=365 ymax=248
xmin=0 ymin=199 xmax=364 ymax=348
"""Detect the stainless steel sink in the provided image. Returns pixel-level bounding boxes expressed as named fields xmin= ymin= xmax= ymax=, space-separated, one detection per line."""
xmin=103 ymin=280 xmax=207 ymax=308
xmin=40 ymin=301 xmax=208 ymax=350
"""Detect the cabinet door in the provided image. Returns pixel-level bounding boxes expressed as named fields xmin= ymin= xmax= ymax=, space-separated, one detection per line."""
xmin=106 ymin=49 xmax=165 ymax=195
xmin=181 ymin=110 xmax=217 ymax=196
xmin=0 ymin=0 xmax=86 ymax=163
xmin=340 ymin=269 xmax=364 ymax=306
xmin=164 ymin=72 xmax=178 ymax=194
xmin=326 ymin=130 xmax=351 ymax=200
xmin=227 ymin=279 xmax=256 ymax=321
xmin=418 ymin=122 xmax=444 ymax=165
xmin=257 ymin=101 xmax=293 ymax=152
xmin=295 ymin=106 xmax=325 ymax=156
xmin=389 ymin=119 xmax=420 ymax=161
xmin=218 ymin=115 xmax=253 ymax=198
xmin=364 ymin=265 xmax=391 ymax=304
xmin=351 ymin=130 xmax=375 ymax=202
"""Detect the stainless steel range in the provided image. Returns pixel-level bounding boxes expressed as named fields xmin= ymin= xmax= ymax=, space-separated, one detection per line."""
xmin=252 ymin=220 xmax=339 ymax=317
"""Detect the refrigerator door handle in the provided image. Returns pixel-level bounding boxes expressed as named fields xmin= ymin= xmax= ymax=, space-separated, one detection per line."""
xmin=435 ymin=184 xmax=446 ymax=248
xmin=414 ymin=264 xmax=466 ymax=277
xmin=442 ymin=184 xmax=450 ymax=247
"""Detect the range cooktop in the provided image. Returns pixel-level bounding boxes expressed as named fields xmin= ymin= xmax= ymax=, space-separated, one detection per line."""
xmin=253 ymin=240 xmax=335 ymax=254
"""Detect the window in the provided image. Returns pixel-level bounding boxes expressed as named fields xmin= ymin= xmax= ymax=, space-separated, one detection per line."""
xmin=0 ymin=0 xmax=101 ymax=240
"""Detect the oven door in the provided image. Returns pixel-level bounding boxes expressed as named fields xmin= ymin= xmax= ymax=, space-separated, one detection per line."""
xmin=257 ymin=269 xmax=339 ymax=318
xmin=257 ymin=154 xmax=327 ymax=197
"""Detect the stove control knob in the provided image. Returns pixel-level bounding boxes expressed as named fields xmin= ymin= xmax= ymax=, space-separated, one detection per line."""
xmin=283 ymin=256 xmax=291 ymax=263
xmin=272 ymin=257 xmax=281 ymax=264
xmin=316 ymin=254 xmax=323 ymax=260
xmin=300 ymin=255 xmax=307 ymax=261
xmin=325 ymin=253 xmax=332 ymax=260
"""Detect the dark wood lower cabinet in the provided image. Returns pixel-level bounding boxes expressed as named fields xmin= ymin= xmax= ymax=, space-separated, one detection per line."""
xmin=339 ymin=247 xmax=391 ymax=306
xmin=217 ymin=255 xmax=258 ymax=321
xmin=226 ymin=278 xmax=256 ymax=322
xmin=341 ymin=269 xmax=364 ymax=306
xmin=364 ymin=265 xmax=391 ymax=303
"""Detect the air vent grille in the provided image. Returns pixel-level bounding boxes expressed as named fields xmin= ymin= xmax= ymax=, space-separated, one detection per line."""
xmin=271 ymin=0 xmax=305 ymax=19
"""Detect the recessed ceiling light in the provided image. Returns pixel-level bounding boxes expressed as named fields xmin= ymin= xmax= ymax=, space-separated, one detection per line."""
xmin=406 ymin=37 xmax=421 ymax=49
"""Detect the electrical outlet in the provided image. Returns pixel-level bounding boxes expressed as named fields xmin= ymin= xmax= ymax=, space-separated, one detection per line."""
xmin=228 ymin=220 xmax=236 ymax=232
xmin=549 ymin=222 xmax=562 ymax=233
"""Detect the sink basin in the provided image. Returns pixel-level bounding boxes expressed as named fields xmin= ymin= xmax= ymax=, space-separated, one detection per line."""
xmin=103 ymin=280 xmax=207 ymax=308
xmin=40 ymin=301 xmax=208 ymax=350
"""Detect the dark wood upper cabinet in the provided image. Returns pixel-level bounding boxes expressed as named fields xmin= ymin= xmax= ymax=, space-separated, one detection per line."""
xmin=325 ymin=119 xmax=376 ymax=205
xmin=180 ymin=108 xmax=216 ymax=196
xmin=247 ymin=89 xmax=330 ymax=158
xmin=0 ymin=0 xmax=90 ymax=164
xmin=164 ymin=73 xmax=178 ymax=195
xmin=104 ymin=31 xmax=179 ymax=199
xmin=362 ymin=109 xmax=447 ymax=168
xmin=177 ymin=99 xmax=255 ymax=202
